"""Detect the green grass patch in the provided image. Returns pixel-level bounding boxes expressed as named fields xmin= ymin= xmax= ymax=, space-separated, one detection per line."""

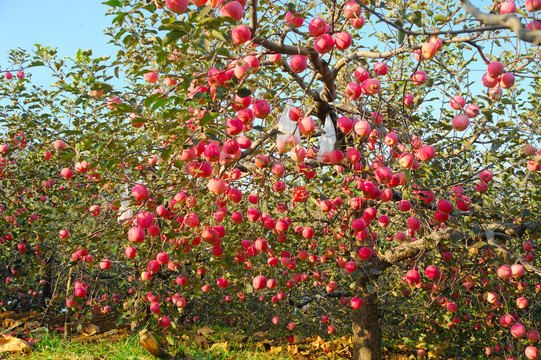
xmin=1 ymin=324 xmax=292 ymax=360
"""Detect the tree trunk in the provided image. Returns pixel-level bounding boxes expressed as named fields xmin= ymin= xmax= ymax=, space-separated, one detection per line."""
xmin=64 ymin=268 xmax=73 ymax=339
xmin=40 ymin=260 xmax=52 ymax=310
xmin=351 ymin=291 xmax=382 ymax=360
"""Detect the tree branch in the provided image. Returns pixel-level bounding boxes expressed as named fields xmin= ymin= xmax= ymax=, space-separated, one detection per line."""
xmin=459 ymin=0 xmax=541 ymax=45
xmin=377 ymin=221 xmax=541 ymax=269
xmin=486 ymin=230 xmax=541 ymax=280
xmin=288 ymin=291 xmax=349 ymax=308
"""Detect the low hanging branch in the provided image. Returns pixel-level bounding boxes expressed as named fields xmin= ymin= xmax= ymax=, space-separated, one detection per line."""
xmin=486 ymin=230 xmax=541 ymax=280
xmin=376 ymin=221 xmax=541 ymax=271
xmin=288 ymin=291 xmax=350 ymax=308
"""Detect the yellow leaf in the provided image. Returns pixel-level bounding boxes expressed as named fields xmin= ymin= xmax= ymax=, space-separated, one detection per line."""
xmin=209 ymin=341 xmax=228 ymax=352
xmin=288 ymin=344 xmax=299 ymax=354
xmin=269 ymin=346 xmax=283 ymax=354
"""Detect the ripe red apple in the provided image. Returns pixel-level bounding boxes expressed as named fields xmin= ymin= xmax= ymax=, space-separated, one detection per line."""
xmin=421 ymin=42 xmax=437 ymax=59
xmin=511 ymin=264 xmax=525 ymax=278
xmin=231 ymin=25 xmax=251 ymax=44
xmin=285 ymin=11 xmax=304 ymax=28
xmin=132 ymin=184 xmax=149 ymax=201
xmin=499 ymin=72 xmax=515 ymax=88
xmin=99 ymin=259 xmax=111 ymax=270
xmin=345 ymin=82 xmax=361 ymax=100
xmin=524 ymin=145 xmax=537 ymax=156
xmin=405 ymin=269 xmax=420 ymax=285
xmin=511 ymin=322 xmax=526 ymax=338
xmin=253 ymin=275 xmax=267 ymax=290
xmin=358 ymin=247 xmax=371 ymax=260
xmin=290 ymin=55 xmax=307 ymax=73
xmin=60 ymin=168 xmax=73 ymax=179
xmin=354 ymin=67 xmax=370 ymax=82
xmin=59 ymin=229 xmax=70 ymax=239
xmin=425 ymin=265 xmax=440 ymax=279
xmin=526 ymin=0 xmax=541 ymax=11
xmin=528 ymin=329 xmax=540 ymax=342
xmin=335 ymin=32 xmax=352 ymax=51
xmin=516 ymin=297 xmax=528 ymax=309
xmin=415 ymin=145 xmax=436 ymax=161
xmin=166 ymin=0 xmax=189 ymax=13
xmin=350 ymin=16 xmax=365 ymax=28
xmin=268 ymin=53 xmax=282 ymax=63
xmin=525 ymin=346 xmax=538 ymax=360
xmin=343 ymin=0 xmax=361 ymax=18
xmin=500 ymin=0 xmax=517 ymax=13
xmin=354 ymin=120 xmax=371 ymax=137
xmin=156 ymin=252 xmax=170 ymax=265
xmin=125 ymin=246 xmax=137 ymax=258
xmin=309 ymin=17 xmax=328 ymax=36
xmin=452 ymin=115 xmax=470 ymax=131
xmin=253 ymin=99 xmax=270 ymax=119
xmin=314 ymin=34 xmax=334 ymax=54
xmin=411 ymin=70 xmax=427 ymax=85
xmin=128 ymin=227 xmax=145 ymax=243
xmin=337 ymin=116 xmax=353 ymax=133
xmin=350 ymin=297 xmax=363 ymax=309
xmin=220 ymin=1 xmax=244 ymax=21
xmin=450 ymin=95 xmax=465 ymax=110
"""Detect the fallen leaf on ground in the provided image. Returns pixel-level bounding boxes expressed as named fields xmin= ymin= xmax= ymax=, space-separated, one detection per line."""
xmin=209 ymin=341 xmax=228 ymax=352
xmin=0 ymin=334 xmax=32 ymax=353
xmin=232 ymin=334 xmax=248 ymax=342
xmin=194 ymin=334 xmax=212 ymax=349
xmin=252 ymin=331 xmax=268 ymax=338
xmin=81 ymin=324 xmax=100 ymax=336
xmin=196 ymin=327 xmax=215 ymax=335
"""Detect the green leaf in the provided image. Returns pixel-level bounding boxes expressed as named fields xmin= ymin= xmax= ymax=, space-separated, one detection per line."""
xmin=163 ymin=30 xmax=185 ymax=46
xmin=162 ymin=147 xmax=172 ymax=162
xmin=103 ymin=0 xmax=122 ymax=6
xmin=216 ymin=47 xmax=230 ymax=57
xmin=166 ymin=335 xmax=175 ymax=346
xmin=237 ymin=88 xmax=251 ymax=98
xmin=151 ymin=97 xmax=168 ymax=112
xmin=470 ymin=241 xmax=487 ymax=249
xmin=199 ymin=112 xmax=218 ymax=126
xmin=404 ymin=170 xmax=412 ymax=182
xmin=434 ymin=13 xmax=447 ymax=23
xmin=211 ymin=30 xmax=227 ymax=42
xmin=193 ymin=37 xmax=211 ymax=53
xmin=521 ymin=209 xmax=532 ymax=217
xmin=144 ymin=93 xmax=163 ymax=107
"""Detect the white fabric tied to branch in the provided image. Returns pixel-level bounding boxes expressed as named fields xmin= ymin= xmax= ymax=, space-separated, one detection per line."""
xmin=277 ymin=102 xmax=300 ymax=144
xmin=318 ymin=115 xmax=336 ymax=161
xmin=118 ymin=184 xmax=133 ymax=222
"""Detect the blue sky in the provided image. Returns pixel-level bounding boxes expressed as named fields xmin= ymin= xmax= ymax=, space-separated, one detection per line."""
xmin=0 ymin=1 xmax=116 ymax=87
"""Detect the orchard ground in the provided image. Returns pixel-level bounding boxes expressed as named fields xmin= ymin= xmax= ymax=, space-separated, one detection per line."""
xmin=0 ymin=310 xmax=420 ymax=359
